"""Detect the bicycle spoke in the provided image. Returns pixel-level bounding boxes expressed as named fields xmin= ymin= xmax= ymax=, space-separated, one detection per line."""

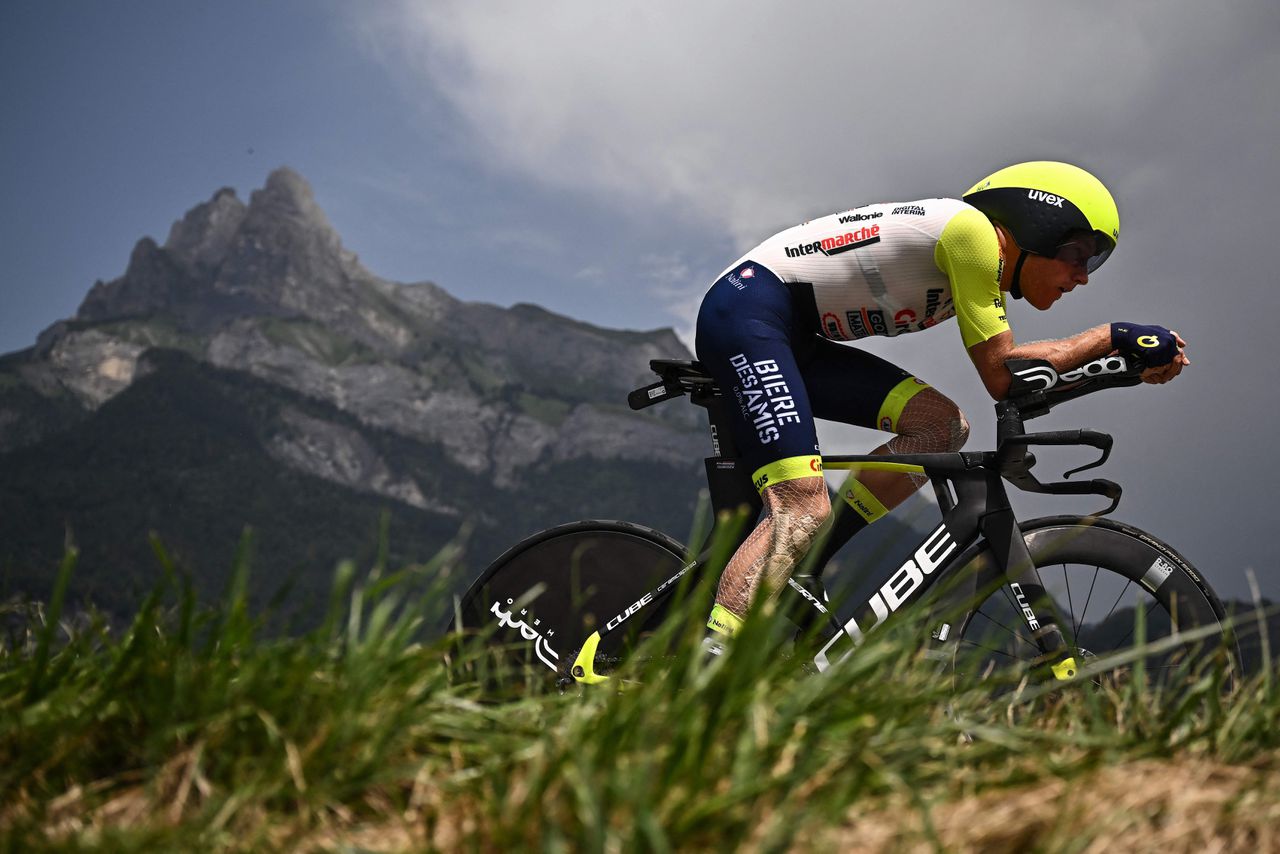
xmin=1101 ymin=578 xmax=1134 ymax=627
xmin=1112 ymin=598 xmax=1162 ymax=652
xmin=1077 ymin=565 xmax=1099 ymax=634
xmin=957 ymin=637 xmax=1021 ymax=661
xmin=975 ymin=606 xmax=1037 ymax=653
xmin=1064 ymin=563 xmax=1077 ymax=638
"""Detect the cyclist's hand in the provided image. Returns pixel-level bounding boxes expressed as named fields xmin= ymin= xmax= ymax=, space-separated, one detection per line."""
xmin=1141 ymin=332 xmax=1187 ymax=386
xmin=1111 ymin=322 xmax=1181 ymax=367
xmin=1132 ymin=328 xmax=1190 ymax=384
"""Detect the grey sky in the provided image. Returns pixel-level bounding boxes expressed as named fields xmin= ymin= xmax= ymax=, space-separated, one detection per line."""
xmin=3 ymin=2 xmax=1278 ymax=598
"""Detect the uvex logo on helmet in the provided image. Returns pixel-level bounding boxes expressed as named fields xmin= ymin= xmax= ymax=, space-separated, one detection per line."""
xmin=1028 ymin=190 xmax=1064 ymax=207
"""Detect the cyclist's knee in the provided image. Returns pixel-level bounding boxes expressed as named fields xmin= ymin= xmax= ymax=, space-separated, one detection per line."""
xmin=896 ymin=388 xmax=969 ymax=452
xmin=763 ymin=476 xmax=831 ymax=528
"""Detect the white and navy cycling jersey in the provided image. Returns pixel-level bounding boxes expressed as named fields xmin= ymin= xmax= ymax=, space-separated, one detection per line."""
xmin=717 ymin=199 xmax=1009 ymax=349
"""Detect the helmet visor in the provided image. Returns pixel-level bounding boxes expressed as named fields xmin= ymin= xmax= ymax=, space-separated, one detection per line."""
xmin=1055 ymin=231 xmax=1115 ymax=273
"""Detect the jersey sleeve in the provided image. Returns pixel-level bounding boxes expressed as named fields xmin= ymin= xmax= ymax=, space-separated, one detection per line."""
xmin=934 ymin=207 xmax=1009 ymax=348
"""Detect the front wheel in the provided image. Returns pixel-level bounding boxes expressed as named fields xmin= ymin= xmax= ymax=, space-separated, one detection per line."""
xmin=937 ymin=516 xmax=1237 ymax=689
xmin=450 ymin=520 xmax=690 ymax=685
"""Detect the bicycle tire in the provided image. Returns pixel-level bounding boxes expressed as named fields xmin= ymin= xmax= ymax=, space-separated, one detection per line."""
xmin=451 ymin=520 xmax=689 ymax=681
xmin=934 ymin=515 xmax=1236 ymax=688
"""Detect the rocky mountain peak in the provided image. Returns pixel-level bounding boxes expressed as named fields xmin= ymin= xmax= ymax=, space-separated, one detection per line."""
xmin=163 ymin=186 xmax=247 ymax=273
xmin=244 ymin=167 xmax=339 ymax=246
xmin=74 ymin=167 xmax=367 ymax=327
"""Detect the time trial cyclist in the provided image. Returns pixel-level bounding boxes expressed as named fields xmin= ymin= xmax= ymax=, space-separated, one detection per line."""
xmin=696 ymin=160 xmax=1190 ymax=653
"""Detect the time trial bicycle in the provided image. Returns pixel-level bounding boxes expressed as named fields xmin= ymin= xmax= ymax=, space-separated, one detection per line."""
xmin=451 ymin=354 xmax=1236 ymax=690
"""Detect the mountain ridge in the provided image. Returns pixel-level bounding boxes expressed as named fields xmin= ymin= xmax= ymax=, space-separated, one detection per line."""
xmin=0 ymin=168 xmax=707 ymax=618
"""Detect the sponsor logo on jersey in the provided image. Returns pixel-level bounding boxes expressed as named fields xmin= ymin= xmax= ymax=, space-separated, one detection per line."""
xmin=1028 ymin=190 xmax=1065 ymax=207
xmin=727 ymin=266 xmax=756 ymax=290
xmin=784 ymin=225 xmax=881 ymax=258
xmin=838 ymin=211 xmax=883 ymax=224
xmin=845 ymin=310 xmax=868 ymax=339
xmin=822 ymin=312 xmax=847 ymax=339
xmin=891 ymin=205 xmax=926 ymax=216
xmin=842 ymin=307 xmax=889 ymax=338
xmin=730 ymin=353 xmax=803 ymax=444
xmin=840 ymin=290 xmax=952 ymax=340
xmin=923 ymin=288 xmax=949 ymax=328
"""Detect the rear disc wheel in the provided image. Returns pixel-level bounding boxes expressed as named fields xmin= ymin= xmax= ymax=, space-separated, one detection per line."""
xmin=452 ymin=521 xmax=689 ymax=685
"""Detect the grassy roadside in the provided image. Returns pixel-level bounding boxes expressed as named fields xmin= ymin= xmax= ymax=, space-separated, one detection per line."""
xmin=2 ymin=542 xmax=1278 ymax=852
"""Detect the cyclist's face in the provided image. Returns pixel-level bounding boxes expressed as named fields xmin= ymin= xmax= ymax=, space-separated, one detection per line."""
xmin=1022 ymin=235 xmax=1094 ymax=310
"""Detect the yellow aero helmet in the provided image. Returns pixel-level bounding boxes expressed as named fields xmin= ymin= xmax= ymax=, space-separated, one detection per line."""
xmin=963 ymin=161 xmax=1120 ymax=273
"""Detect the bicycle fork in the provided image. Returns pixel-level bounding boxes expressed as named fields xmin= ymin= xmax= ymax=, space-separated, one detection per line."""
xmin=980 ymin=505 xmax=1078 ymax=681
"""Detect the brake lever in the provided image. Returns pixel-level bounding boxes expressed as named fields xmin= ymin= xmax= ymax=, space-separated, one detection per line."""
xmin=1062 ymin=430 xmax=1114 ymax=479
xmin=1090 ymin=478 xmax=1123 ymax=517
xmin=1036 ymin=477 xmax=1124 ymax=517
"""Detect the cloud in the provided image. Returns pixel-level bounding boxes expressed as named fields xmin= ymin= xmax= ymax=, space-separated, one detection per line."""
xmin=353 ymin=1 xmax=1275 ymax=250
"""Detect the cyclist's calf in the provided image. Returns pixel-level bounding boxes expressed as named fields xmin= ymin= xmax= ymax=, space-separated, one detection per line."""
xmin=715 ymin=477 xmax=831 ymax=617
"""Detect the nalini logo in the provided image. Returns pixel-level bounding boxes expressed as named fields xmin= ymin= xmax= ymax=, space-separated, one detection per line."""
xmin=740 ymin=266 xmax=755 ymax=278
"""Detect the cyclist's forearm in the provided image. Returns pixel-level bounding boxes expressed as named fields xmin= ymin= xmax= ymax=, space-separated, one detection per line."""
xmin=970 ymin=325 xmax=1113 ymax=400
xmin=1005 ymin=324 xmax=1112 ymax=372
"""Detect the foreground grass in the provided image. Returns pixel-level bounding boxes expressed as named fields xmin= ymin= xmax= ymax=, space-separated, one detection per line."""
xmin=2 ymin=543 xmax=1279 ymax=852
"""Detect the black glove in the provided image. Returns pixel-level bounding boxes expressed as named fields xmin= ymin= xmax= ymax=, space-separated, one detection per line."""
xmin=1110 ymin=322 xmax=1179 ymax=367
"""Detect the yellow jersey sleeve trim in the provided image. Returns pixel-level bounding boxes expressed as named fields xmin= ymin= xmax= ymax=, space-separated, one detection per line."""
xmin=876 ymin=376 xmax=931 ymax=433
xmin=934 ymin=207 xmax=1009 ymax=348
xmin=751 ymin=455 xmax=824 ymax=493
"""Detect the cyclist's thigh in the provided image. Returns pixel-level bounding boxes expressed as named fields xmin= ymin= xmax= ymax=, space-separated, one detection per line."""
xmin=798 ymin=336 xmax=934 ymax=433
xmin=695 ymin=265 xmax=823 ymax=489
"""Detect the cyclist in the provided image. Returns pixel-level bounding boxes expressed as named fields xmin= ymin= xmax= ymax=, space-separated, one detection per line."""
xmin=696 ymin=160 xmax=1190 ymax=653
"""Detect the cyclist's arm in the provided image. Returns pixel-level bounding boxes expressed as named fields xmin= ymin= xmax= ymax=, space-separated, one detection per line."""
xmin=967 ymin=326 xmax=1113 ymax=400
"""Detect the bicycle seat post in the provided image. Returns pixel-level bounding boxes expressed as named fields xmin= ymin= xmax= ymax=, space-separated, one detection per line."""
xmin=691 ymin=379 xmax=763 ymax=546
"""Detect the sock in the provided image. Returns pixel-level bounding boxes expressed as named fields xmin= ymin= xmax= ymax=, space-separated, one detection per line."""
xmin=706 ymin=603 xmax=744 ymax=638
